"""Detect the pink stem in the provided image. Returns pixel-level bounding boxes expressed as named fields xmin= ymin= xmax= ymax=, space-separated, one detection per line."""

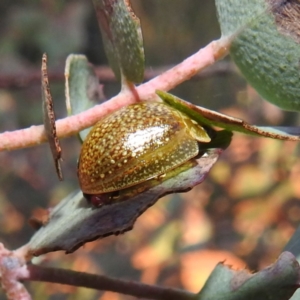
xmin=0 ymin=38 xmax=230 ymax=152
xmin=0 ymin=244 xmax=32 ymax=300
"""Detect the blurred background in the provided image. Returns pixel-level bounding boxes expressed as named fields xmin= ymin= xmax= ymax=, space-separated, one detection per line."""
xmin=1 ymin=0 xmax=300 ymax=299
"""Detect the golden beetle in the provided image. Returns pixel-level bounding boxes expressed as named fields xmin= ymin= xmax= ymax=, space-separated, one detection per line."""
xmin=77 ymin=101 xmax=211 ymax=206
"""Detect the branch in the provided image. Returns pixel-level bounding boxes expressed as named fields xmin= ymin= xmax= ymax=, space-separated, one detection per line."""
xmin=0 ymin=61 xmax=235 ymax=89
xmin=0 ymin=243 xmax=195 ymax=300
xmin=0 ymin=38 xmax=230 ymax=152
xmin=0 ymin=244 xmax=31 ymax=300
xmin=23 ymin=265 xmax=197 ymax=300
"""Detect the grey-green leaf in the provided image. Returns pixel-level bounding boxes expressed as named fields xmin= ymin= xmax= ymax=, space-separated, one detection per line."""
xmin=158 ymin=91 xmax=300 ymax=141
xmin=215 ymin=0 xmax=300 ymax=111
xmin=28 ymin=149 xmax=221 ymax=255
xmin=197 ymin=252 xmax=299 ymax=300
xmin=216 ymin=0 xmax=267 ymax=37
xmin=92 ymin=0 xmax=144 ymax=84
xmin=64 ymin=54 xmax=104 ymax=141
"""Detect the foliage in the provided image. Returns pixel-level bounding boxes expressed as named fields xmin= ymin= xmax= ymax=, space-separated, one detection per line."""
xmin=1 ymin=1 xmax=300 ymax=300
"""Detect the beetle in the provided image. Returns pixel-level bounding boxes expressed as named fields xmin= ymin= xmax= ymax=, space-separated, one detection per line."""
xmin=77 ymin=101 xmax=211 ymax=207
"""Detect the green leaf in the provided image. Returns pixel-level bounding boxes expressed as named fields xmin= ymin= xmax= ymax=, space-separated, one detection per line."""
xmin=215 ymin=0 xmax=267 ymax=37
xmin=64 ymin=54 xmax=104 ymax=141
xmin=215 ymin=0 xmax=300 ymax=111
xmin=197 ymin=252 xmax=299 ymax=300
xmin=157 ymin=90 xmax=300 ymax=141
xmin=92 ymin=0 xmax=144 ymax=84
xmin=28 ymin=149 xmax=221 ymax=255
xmin=284 ymin=225 xmax=300 ymax=257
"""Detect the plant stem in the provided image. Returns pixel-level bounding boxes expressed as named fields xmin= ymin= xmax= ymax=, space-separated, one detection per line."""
xmin=0 ymin=38 xmax=230 ymax=152
xmin=0 ymin=244 xmax=32 ymax=300
xmin=23 ymin=265 xmax=197 ymax=300
xmin=0 ymin=61 xmax=235 ymax=88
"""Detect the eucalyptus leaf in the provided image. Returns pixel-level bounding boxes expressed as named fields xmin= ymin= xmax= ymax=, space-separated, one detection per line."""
xmin=216 ymin=0 xmax=267 ymax=37
xmin=283 ymin=225 xmax=300 ymax=257
xmin=42 ymin=53 xmax=63 ymax=180
xmin=64 ymin=54 xmax=104 ymax=141
xmin=158 ymin=91 xmax=300 ymax=141
xmin=288 ymin=253 xmax=300 ymax=300
xmin=197 ymin=252 xmax=299 ymax=300
xmin=215 ymin=0 xmax=300 ymax=111
xmin=290 ymin=289 xmax=300 ymax=300
xmin=28 ymin=149 xmax=221 ymax=255
xmin=92 ymin=0 xmax=144 ymax=84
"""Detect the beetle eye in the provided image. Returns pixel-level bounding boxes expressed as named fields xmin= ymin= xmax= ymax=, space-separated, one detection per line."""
xmin=84 ymin=194 xmax=107 ymax=207
xmin=84 ymin=192 xmax=120 ymax=207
